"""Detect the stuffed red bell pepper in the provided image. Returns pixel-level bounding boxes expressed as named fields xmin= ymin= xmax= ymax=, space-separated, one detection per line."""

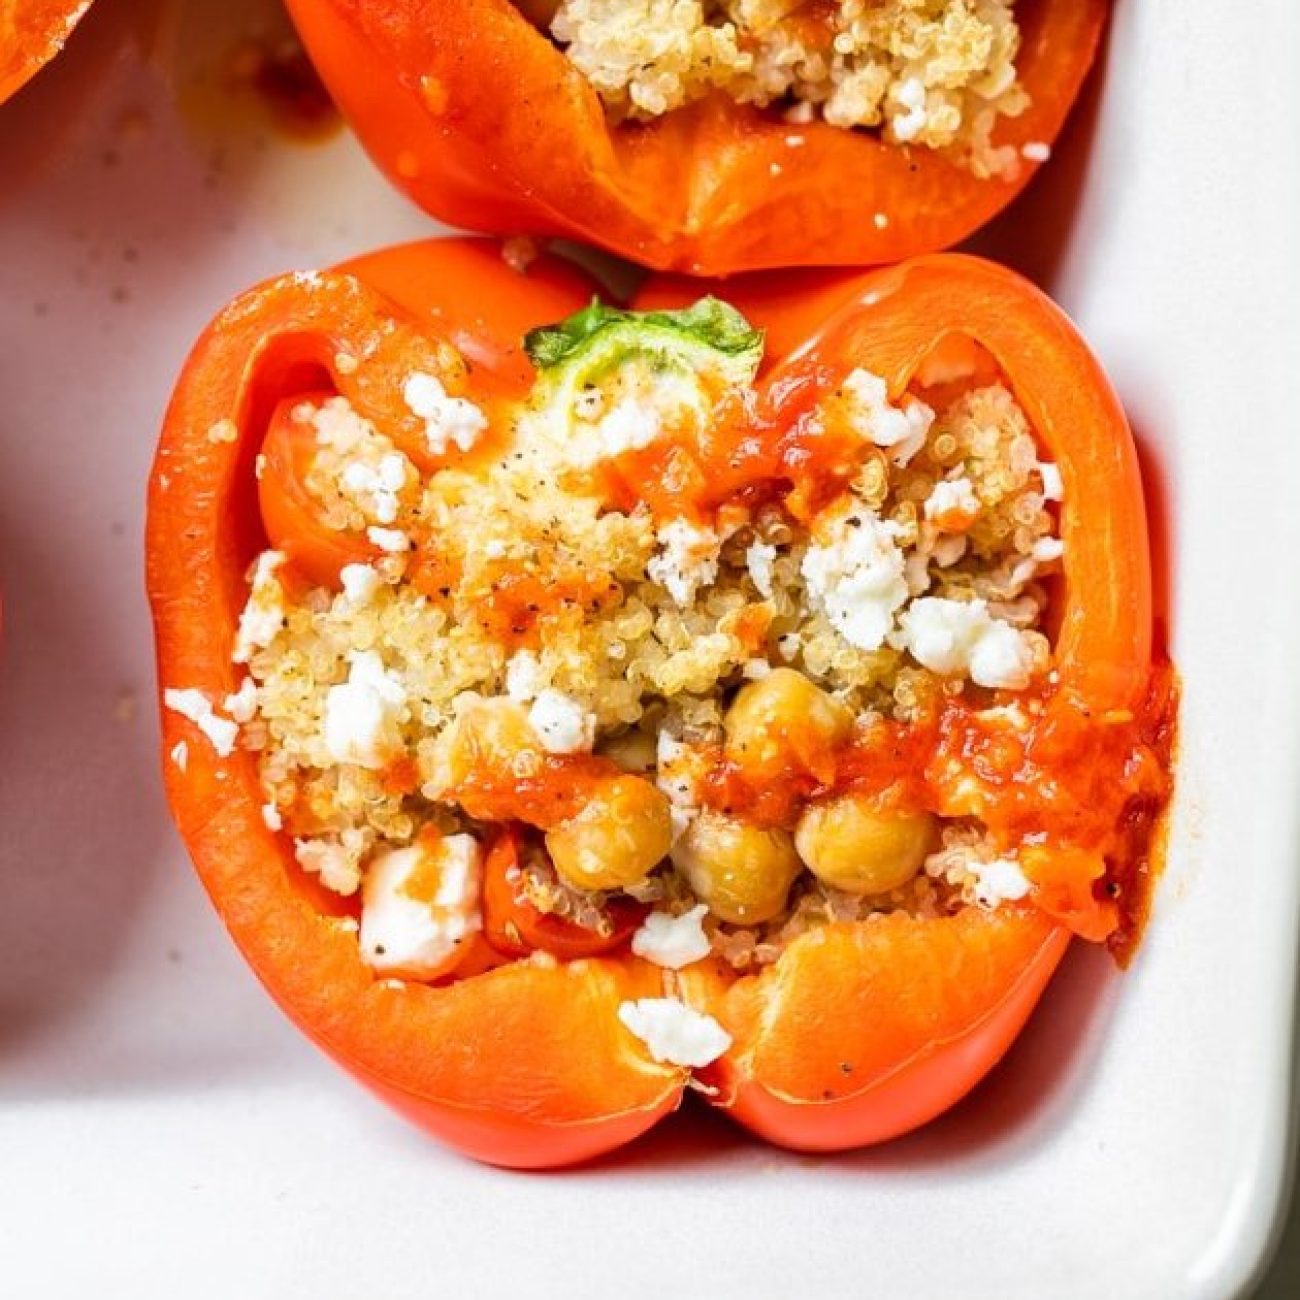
xmin=147 ymin=238 xmax=1175 ymax=1168
xmin=284 ymin=0 xmax=1108 ymax=273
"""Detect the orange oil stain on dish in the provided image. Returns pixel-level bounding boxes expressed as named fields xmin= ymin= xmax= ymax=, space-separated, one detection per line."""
xmin=156 ymin=0 xmax=339 ymax=147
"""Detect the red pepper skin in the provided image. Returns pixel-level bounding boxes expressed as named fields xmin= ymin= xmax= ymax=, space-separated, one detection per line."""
xmin=148 ymin=239 xmax=1168 ymax=1167
xmin=482 ymin=826 xmax=648 ymax=962
xmin=283 ymin=0 xmax=1108 ymax=274
xmin=1 ymin=1 xmax=92 ymax=104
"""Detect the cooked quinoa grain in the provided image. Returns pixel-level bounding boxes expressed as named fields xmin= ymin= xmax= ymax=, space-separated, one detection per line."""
xmin=545 ymin=0 xmax=1028 ymax=175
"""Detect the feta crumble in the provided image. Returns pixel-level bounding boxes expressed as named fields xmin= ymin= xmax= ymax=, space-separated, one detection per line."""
xmin=528 ymin=689 xmax=596 ymax=754
xmin=223 ymin=677 xmax=258 ymax=724
xmin=656 ymin=731 xmax=702 ymax=843
xmin=366 ymin=525 xmax=410 ymax=554
xmin=163 ymin=688 xmax=239 ymax=757
xmin=969 ymin=856 xmax=1033 ymax=908
xmin=340 ymin=451 xmax=409 ymax=525
xmin=840 ymin=368 xmax=934 ymax=466
xmin=801 ymin=499 xmax=908 ymax=651
xmin=1021 ymin=141 xmax=1052 ymax=163
xmin=359 ymin=834 xmax=484 ymax=977
xmin=403 ymin=372 xmax=488 ymax=456
xmin=1037 ymin=461 xmax=1063 ymax=501
xmin=890 ymin=76 xmax=929 ymax=142
xmin=631 ymin=903 xmax=711 ymax=969
xmin=924 ymin=476 xmax=979 ymax=526
xmin=617 ymin=997 xmax=731 ymax=1068
xmin=340 ymin=563 xmax=384 ymax=606
xmin=566 ymin=394 xmax=661 ymax=468
xmin=894 ymin=597 xmax=1036 ymax=690
xmin=745 ymin=539 xmax=777 ymax=598
xmin=323 ymin=652 xmax=407 ymax=769
xmin=647 ymin=517 xmax=721 ymax=607
xmin=505 ymin=648 xmax=545 ymax=703
xmin=232 ymin=551 xmax=286 ymax=663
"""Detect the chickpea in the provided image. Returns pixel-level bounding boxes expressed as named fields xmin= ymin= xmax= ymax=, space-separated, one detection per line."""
xmin=724 ymin=668 xmax=852 ymax=772
xmin=671 ymin=811 xmax=802 ymax=925
xmin=426 ymin=698 xmax=537 ymax=795
xmin=546 ymin=774 xmax=672 ymax=892
xmin=794 ymin=795 xmax=935 ymax=895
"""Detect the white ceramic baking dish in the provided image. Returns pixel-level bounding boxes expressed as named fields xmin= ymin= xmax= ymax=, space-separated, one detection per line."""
xmin=0 ymin=1 xmax=1296 ymax=1296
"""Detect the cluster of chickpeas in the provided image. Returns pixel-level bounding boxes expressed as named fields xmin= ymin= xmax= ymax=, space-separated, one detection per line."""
xmin=439 ymin=664 xmax=936 ymax=930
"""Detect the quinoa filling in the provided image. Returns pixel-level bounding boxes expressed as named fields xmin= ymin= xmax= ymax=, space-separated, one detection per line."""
xmin=173 ymin=295 xmax=1082 ymax=987
xmin=526 ymin=0 xmax=1031 ymax=177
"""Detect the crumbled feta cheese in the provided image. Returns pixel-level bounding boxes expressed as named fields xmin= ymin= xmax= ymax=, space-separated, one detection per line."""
xmin=528 ymin=689 xmax=596 ymax=754
xmin=596 ymin=397 xmax=659 ymax=455
xmin=840 ymin=368 xmax=934 ymax=466
xmin=1037 ymin=461 xmax=1063 ymax=501
xmin=742 ymin=658 xmax=771 ymax=680
xmin=968 ymin=618 xmax=1037 ymax=691
xmin=207 ymin=418 xmax=237 ymax=444
xmin=776 ymin=632 xmax=801 ymax=661
xmin=261 ymin=802 xmax=283 ymax=832
xmin=1021 ymin=141 xmax=1052 ymax=163
xmin=656 ymin=732 xmax=704 ymax=842
xmin=1031 ymin=536 xmax=1064 ymax=564
xmin=891 ymin=77 xmax=929 ymax=142
xmin=924 ymin=476 xmax=979 ymax=526
xmin=894 ymin=597 xmax=1036 ymax=689
xmin=294 ymin=834 xmax=365 ymax=897
xmin=360 ymin=835 xmax=483 ymax=977
xmin=801 ymin=500 xmax=908 ymax=651
xmin=745 ymin=539 xmax=777 ymax=598
xmin=340 ymin=563 xmax=384 ymax=606
xmin=366 ymin=525 xmax=410 ymax=554
xmin=223 ymin=677 xmax=258 ymax=724
xmin=505 ymin=649 xmax=545 ymax=703
xmin=617 ymin=997 xmax=731 ymax=1068
xmin=340 ymin=451 xmax=409 ymax=525
xmin=163 ymin=688 xmax=239 ymax=757
xmin=232 ymin=551 xmax=286 ymax=663
xmin=403 ymin=372 xmax=488 ymax=456
xmin=631 ymin=904 xmax=711 ymax=970
xmin=647 ymin=517 xmax=720 ymax=607
xmin=969 ymin=856 xmax=1033 ymax=908
xmin=323 ymin=652 xmax=407 ymax=768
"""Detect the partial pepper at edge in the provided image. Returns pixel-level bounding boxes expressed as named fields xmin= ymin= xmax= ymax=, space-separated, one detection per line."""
xmin=283 ymin=0 xmax=1108 ymax=274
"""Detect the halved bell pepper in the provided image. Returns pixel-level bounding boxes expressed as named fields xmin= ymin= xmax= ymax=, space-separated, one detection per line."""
xmin=148 ymin=238 xmax=1173 ymax=1167
xmin=0 ymin=1 xmax=92 ymax=104
xmin=283 ymin=0 xmax=1107 ymax=274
